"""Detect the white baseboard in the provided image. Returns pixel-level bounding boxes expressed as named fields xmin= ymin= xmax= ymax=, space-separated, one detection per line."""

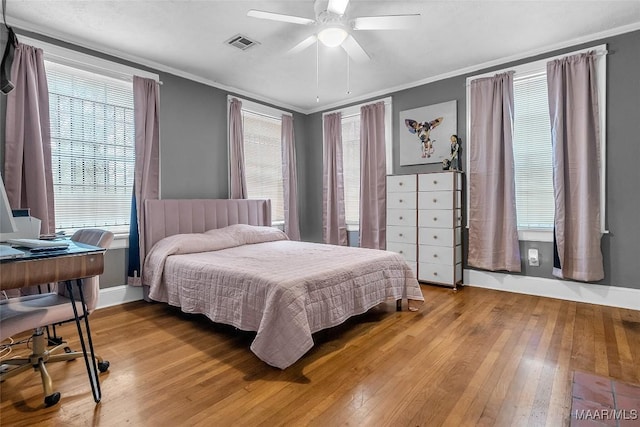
xmin=97 ymin=285 xmax=144 ymax=310
xmin=95 ymin=273 xmax=639 ymax=312
xmin=464 ymin=269 xmax=640 ymax=311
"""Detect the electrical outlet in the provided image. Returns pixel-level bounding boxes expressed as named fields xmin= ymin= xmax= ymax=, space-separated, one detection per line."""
xmin=528 ymin=248 xmax=540 ymax=267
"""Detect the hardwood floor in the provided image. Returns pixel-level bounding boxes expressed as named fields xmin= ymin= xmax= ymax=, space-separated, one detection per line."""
xmin=1 ymin=285 xmax=639 ymax=426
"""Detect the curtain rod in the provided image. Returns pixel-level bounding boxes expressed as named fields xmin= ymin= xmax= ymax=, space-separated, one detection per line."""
xmin=228 ymin=96 xmax=293 ymax=118
xmin=17 ymin=35 xmax=161 ymax=84
xmin=465 ymin=47 xmax=608 ymax=87
xmin=45 ymin=52 xmax=163 ymax=85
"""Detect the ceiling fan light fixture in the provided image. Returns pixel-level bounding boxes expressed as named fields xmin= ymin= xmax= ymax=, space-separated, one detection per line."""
xmin=317 ymin=26 xmax=348 ymax=47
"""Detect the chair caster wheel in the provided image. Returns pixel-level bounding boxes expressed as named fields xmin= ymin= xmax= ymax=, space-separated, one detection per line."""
xmin=45 ymin=392 xmax=61 ymax=407
xmin=98 ymin=361 xmax=110 ymax=373
xmin=64 ymin=346 xmax=72 ymax=353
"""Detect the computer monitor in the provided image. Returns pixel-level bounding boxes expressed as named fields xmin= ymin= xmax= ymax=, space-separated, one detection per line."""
xmin=0 ymin=173 xmax=18 ymax=234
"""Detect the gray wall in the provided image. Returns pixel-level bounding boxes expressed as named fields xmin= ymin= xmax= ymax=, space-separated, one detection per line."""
xmin=300 ymin=110 xmax=324 ymax=243
xmin=301 ymin=30 xmax=640 ymax=290
xmin=158 ymin=73 xmax=229 ymax=199
xmin=2 ymin=27 xmax=638 ymax=291
xmin=0 ymin=28 xmax=307 ymax=289
xmin=157 ymin=77 xmax=313 ymax=200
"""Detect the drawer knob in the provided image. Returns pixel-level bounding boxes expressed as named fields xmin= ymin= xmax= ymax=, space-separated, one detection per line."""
xmin=433 ymin=198 xmax=437 ymax=203
xmin=433 ymin=235 xmax=438 ymax=239
xmin=433 ymin=180 xmax=438 ymax=185
xmin=399 ymin=199 xmax=403 ymax=203
xmin=399 ymin=233 xmax=404 ymax=237
xmin=433 ymin=254 xmax=438 ymax=258
xmin=399 ymin=216 xmax=403 ymax=220
xmin=433 ymin=217 xmax=438 ymax=221
xmin=433 ymin=272 xmax=438 ymax=276
xmin=399 ymin=250 xmax=404 ymax=254
xmin=399 ymin=182 xmax=403 ymax=186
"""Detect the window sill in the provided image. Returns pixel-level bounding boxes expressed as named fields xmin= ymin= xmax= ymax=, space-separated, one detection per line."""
xmin=518 ymin=229 xmax=553 ymax=242
xmin=346 ymin=223 xmax=359 ymax=232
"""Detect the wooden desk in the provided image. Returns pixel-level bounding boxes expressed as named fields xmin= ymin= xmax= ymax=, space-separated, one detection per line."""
xmin=0 ymin=242 xmax=107 ymax=404
xmin=0 ymin=242 xmax=105 ymax=290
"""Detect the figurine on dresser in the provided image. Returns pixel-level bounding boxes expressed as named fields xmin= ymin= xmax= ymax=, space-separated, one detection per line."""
xmin=442 ymin=134 xmax=461 ymax=171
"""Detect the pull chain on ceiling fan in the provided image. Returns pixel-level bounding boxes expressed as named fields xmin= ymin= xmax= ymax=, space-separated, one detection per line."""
xmin=247 ymin=0 xmax=421 ymax=63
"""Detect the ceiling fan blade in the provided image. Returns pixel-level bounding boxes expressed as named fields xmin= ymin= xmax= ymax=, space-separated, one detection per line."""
xmin=327 ymin=0 xmax=350 ymax=16
xmin=288 ymin=35 xmax=318 ymax=55
xmin=247 ymin=10 xmax=315 ymax=25
xmin=341 ymin=35 xmax=370 ymax=63
xmin=352 ymin=14 xmax=421 ymax=30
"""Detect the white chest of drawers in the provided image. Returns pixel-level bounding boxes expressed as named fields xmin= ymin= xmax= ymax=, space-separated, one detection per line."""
xmin=417 ymin=171 xmax=463 ymax=289
xmin=386 ymin=175 xmax=417 ymax=277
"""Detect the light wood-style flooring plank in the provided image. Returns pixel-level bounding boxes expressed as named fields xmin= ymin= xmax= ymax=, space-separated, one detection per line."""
xmin=1 ymin=286 xmax=639 ymax=426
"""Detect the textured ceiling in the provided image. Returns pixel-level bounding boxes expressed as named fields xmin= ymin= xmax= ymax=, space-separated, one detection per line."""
xmin=5 ymin=1 xmax=640 ymax=113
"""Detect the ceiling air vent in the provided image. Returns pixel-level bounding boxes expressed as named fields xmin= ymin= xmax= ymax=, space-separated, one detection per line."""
xmin=226 ymin=34 xmax=259 ymax=51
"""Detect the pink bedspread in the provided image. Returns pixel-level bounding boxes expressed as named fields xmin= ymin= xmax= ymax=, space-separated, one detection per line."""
xmin=144 ymin=224 xmax=424 ymax=369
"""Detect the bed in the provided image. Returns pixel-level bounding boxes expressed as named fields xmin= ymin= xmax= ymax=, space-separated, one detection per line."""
xmin=142 ymin=199 xmax=424 ymax=369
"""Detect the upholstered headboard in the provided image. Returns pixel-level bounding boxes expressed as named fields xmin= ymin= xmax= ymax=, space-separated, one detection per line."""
xmin=144 ymin=199 xmax=272 ymax=250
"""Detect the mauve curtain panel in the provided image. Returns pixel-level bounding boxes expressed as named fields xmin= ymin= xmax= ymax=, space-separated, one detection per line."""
xmin=4 ymin=43 xmax=55 ymax=235
xmin=359 ymin=101 xmax=386 ymax=250
xmin=468 ymin=72 xmax=521 ymax=272
xmin=228 ymin=97 xmax=247 ymax=199
xmin=281 ymin=114 xmax=301 ymax=240
xmin=129 ymin=76 xmax=160 ymax=286
xmin=322 ymin=112 xmax=347 ymax=246
xmin=547 ymin=52 xmax=604 ymax=282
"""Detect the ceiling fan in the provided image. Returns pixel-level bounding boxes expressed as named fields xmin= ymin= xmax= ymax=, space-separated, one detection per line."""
xmin=247 ymin=0 xmax=421 ymax=62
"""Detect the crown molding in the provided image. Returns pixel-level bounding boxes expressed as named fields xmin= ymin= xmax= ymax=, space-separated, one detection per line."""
xmin=7 ymin=16 xmax=306 ymax=115
xmin=305 ymin=22 xmax=640 ymax=114
xmin=7 ymin=15 xmax=640 ymax=116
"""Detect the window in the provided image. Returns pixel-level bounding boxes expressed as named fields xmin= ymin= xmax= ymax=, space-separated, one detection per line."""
xmin=47 ymin=61 xmax=134 ymax=234
xmin=466 ymin=45 xmax=606 ymax=241
xmin=341 ymin=114 xmax=360 ymax=224
xmin=512 ymin=70 xmax=555 ymax=230
xmin=325 ymin=97 xmax=393 ymax=229
xmin=22 ymin=36 xmax=159 ymax=235
xmin=237 ymin=100 xmax=285 ymax=224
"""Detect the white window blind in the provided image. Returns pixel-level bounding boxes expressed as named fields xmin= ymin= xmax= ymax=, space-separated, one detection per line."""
xmin=46 ymin=60 xmax=134 ymax=233
xmin=341 ymin=114 xmax=361 ymax=225
xmin=512 ymin=71 xmax=555 ymax=230
xmin=242 ymin=110 xmax=284 ymax=222
xmin=324 ymin=97 xmax=392 ymax=229
xmin=466 ymin=44 xmax=606 ymax=240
